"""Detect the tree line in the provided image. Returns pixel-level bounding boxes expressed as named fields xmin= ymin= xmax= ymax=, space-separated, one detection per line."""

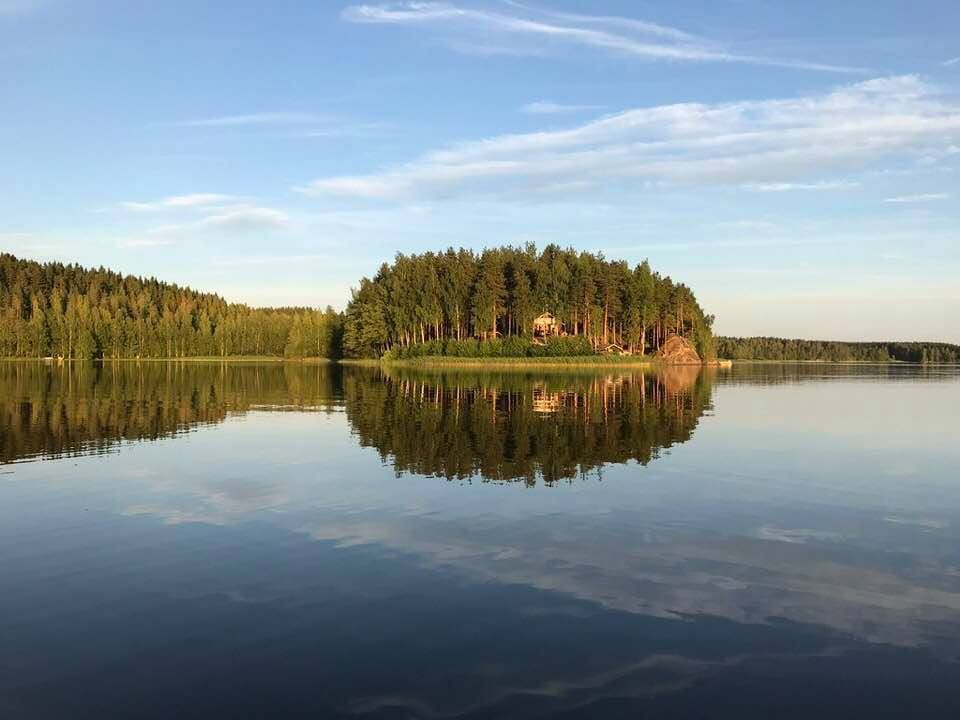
xmin=0 ymin=253 xmax=342 ymax=359
xmin=716 ymin=337 xmax=960 ymax=363
xmin=343 ymin=244 xmax=716 ymax=359
xmin=5 ymin=251 xmax=956 ymax=364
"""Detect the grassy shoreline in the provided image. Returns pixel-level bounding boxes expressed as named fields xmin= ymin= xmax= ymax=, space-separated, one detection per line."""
xmin=8 ymin=356 xmax=954 ymax=367
xmin=372 ymin=355 xmax=722 ymax=368
xmin=0 ymin=356 xmax=334 ymax=364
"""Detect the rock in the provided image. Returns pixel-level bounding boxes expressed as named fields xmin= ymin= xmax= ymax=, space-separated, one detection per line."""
xmin=655 ymin=335 xmax=702 ymax=364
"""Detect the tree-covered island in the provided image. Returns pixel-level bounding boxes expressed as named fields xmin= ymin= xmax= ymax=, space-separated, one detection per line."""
xmin=342 ymin=245 xmax=715 ymax=360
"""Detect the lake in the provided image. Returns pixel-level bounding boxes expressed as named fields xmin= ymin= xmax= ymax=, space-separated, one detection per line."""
xmin=1 ymin=361 xmax=959 ymax=718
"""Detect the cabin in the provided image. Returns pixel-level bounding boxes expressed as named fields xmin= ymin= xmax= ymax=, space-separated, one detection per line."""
xmin=532 ymin=312 xmax=559 ymax=340
xmin=603 ymin=343 xmax=632 ymax=356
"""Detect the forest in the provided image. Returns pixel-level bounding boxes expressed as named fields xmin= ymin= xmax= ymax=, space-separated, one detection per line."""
xmin=0 ymin=253 xmax=342 ymax=359
xmin=717 ymin=337 xmax=960 ymax=363
xmin=3 ymin=250 xmax=958 ymax=364
xmin=343 ymin=244 xmax=716 ymax=359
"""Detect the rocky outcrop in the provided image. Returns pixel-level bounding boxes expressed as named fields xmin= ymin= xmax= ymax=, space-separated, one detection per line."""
xmin=655 ymin=335 xmax=702 ymax=364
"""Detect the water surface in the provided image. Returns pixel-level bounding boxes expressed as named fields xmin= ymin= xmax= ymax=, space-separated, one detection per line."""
xmin=2 ymin=361 xmax=959 ymax=718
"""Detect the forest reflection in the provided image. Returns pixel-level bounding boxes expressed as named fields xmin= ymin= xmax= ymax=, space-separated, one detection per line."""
xmin=0 ymin=361 xmax=714 ymax=478
xmin=0 ymin=361 xmax=341 ymax=464
xmin=347 ymin=365 xmax=713 ymax=484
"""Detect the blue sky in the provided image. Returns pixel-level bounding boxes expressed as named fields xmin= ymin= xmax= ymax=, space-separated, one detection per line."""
xmin=2 ymin=0 xmax=959 ymax=341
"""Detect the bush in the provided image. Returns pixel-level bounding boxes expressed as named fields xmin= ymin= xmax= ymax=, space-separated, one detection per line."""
xmin=477 ymin=338 xmax=503 ymax=357
xmin=544 ymin=336 xmax=595 ymax=356
xmin=446 ymin=339 xmax=479 ymax=357
xmin=383 ymin=334 xmax=602 ymax=360
xmin=501 ymin=335 xmax=531 ymax=357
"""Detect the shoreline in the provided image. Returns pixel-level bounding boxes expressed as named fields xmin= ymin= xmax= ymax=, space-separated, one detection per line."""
xmin=373 ymin=356 xmax=722 ymax=369
xmin=4 ymin=356 xmax=957 ymax=367
xmin=0 ymin=356 xmax=333 ymax=364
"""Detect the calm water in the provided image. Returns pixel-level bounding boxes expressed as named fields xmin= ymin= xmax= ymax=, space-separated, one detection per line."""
xmin=2 ymin=361 xmax=960 ymax=718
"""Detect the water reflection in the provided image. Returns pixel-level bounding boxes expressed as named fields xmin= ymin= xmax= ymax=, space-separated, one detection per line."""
xmin=346 ymin=365 xmax=712 ymax=483
xmin=2 ymin=361 xmax=960 ymax=718
xmin=0 ymin=361 xmax=341 ymax=464
xmin=1 ymin=362 xmax=713 ymax=483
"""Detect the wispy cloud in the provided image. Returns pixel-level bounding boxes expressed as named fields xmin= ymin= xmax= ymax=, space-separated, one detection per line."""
xmin=177 ymin=112 xmax=327 ymax=128
xmin=944 ymin=57 xmax=960 ymax=67
xmin=119 ymin=193 xmax=239 ymax=212
xmin=521 ymin=100 xmax=606 ymax=115
xmin=504 ymin=1 xmax=698 ymax=43
xmin=118 ymin=205 xmax=291 ymax=245
xmin=743 ymin=180 xmax=861 ymax=192
xmin=198 ymin=206 xmax=289 ymax=231
xmin=172 ymin=113 xmax=382 ymax=140
xmin=342 ymin=2 xmax=869 ymax=73
xmin=299 ymin=75 xmax=960 ymax=202
xmin=883 ymin=192 xmax=951 ymax=203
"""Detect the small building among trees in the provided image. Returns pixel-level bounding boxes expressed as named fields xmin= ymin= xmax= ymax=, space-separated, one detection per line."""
xmin=533 ymin=312 xmax=559 ymax=340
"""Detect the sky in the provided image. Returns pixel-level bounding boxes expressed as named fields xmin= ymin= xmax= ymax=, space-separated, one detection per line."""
xmin=2 ymin=0 xmax=959 ymax=342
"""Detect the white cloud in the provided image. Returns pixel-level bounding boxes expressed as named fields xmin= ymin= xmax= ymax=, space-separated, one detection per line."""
xmin=178 ymin=112 xmax=327 ymax=128
xmin=199 ymin=206 xmax=290 ymax=231
xmin=743 ymin=180 xmax=861 ymax=192
xmin=342 ymin=2 xmax=868 ymax=73
xmin=116 ymin=206 xmax=291 ymax=244
xmin=521 ymin=100 xmax=606 ymax=115
xmin=120 ymin=193 xmax=239 ymax=212
xmin=944 ymin=57 xmax=960 ymax=67
xmin=883 ymin=193 xmax=951 ymax=203
xmin=299 ymin=75 xmax=960 ymax=202
xmin=504 ymin=1 xmax=699 ymax=43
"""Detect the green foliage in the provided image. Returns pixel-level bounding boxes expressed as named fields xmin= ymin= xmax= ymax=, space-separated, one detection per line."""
xmin=716 ymin=337 xmax=960 ymax=363
xmin=0 ymin=253 xmax=343 ymax=359
xmin=343 ymin=244 xmax=713 ymax=358
xmin=385 ymin=334 xmax=607 ymax=360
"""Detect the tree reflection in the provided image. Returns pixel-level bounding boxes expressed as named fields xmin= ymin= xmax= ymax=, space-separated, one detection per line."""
xmin=345 ymin=365 xmax=713 ymax=484
xmin=0 ymin=361 xmax=340 ymax=464
xmin=1 ymin=362 xmax=713 ymax=479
